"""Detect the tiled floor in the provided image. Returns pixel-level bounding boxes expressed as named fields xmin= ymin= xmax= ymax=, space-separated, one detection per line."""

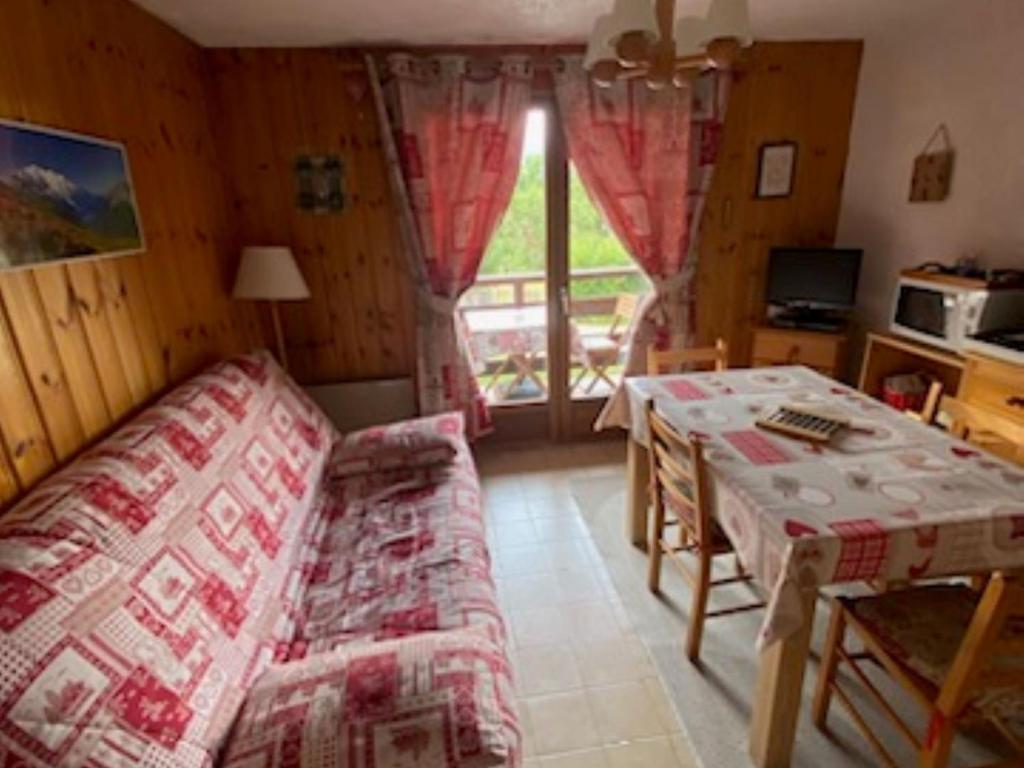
xmin=475 ymin=439 xmax=698 ymax=768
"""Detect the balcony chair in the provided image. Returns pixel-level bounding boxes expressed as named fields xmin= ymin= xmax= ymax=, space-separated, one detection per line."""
xmin=813 ymin=572 xmax=1024 ymax=767
xmin=647 ymin=337 xmax=729 ymax=375
xmin=572 ymin=293 xmax=639 ymax=395
xmin=645 ymin=399 xmax=764 ymax=661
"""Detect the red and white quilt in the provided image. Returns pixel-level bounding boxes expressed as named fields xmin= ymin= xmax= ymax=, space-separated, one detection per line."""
xmin=0 ymin=353 xmax=518 ymax=768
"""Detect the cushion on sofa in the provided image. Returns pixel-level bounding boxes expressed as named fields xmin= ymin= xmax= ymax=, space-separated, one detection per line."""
xmin=221 ymin=627 xmax=521 ymax=768
xmin=289 ymin=436 xmax=506 ymax=659
xmin=329 ymin=412 xmax=465 ymax=479
xmin=0 ymin=351 xmax=337 ymax=767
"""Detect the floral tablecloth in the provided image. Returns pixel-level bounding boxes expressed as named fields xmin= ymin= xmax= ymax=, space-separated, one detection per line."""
xmin=464 ymin=306 xmax=548 ymax=363
xmin=625 ymin=366 xmax=1024 ymax=649
xmin=463 ymin=305 xmax=588 ymax=368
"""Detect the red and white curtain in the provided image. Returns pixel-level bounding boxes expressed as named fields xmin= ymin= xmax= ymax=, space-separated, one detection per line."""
xmin=554 ymin=58 xmax=730 ymax=429
xmin=369 ymin=54 xmax=533 ymax=438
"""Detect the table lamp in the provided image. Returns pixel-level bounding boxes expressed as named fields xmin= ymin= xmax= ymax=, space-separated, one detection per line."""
xmin=232 ymin=246 xmax=310 ymax=371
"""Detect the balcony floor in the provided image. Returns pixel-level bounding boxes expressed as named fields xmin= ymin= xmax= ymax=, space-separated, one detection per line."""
xmin=479 ymin=364 xmax=622 ymax=406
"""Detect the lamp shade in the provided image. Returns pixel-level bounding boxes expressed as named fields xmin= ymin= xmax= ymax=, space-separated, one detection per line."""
xmin=232 ymin=246 xmax=310 ymax=301
xmin=584 ymin=14 xmax=620 ymax=70
xmin=675 ymin=15 xmax=711 ymax=58
xmin=606 ymin=0 xmax=659 ymax=46
xmin=701 ymin=0 xmax=754 ymax=46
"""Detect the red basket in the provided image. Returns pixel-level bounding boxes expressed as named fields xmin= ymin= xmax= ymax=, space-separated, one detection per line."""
xmin=881 ymin=373 xmax=928 ymax=412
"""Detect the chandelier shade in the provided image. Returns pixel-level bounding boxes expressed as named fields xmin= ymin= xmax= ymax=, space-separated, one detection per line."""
xmin=674 ymin=15 xmax=710 ymax=58
xmin=702 ymin=0 xmax=754 ymax=46
xmin=607 ymin=0 xmax=660 ymax=45
xmin=583 ymin=14 xmax=620 ymax=69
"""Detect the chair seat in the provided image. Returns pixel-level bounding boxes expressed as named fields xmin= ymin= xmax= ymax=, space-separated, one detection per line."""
xmin=581 ymin=335 xmax=619 ymax=356
xmin=845 ymin=584 xmax=1024 ymax=730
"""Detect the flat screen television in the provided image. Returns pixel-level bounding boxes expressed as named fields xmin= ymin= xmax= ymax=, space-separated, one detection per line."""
xmin=766 ymin=248 xmax=862 ymax=310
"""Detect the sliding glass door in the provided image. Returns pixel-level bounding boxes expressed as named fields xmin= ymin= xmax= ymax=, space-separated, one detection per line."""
xmin=458 ymin=98 xmax=644 ymax=441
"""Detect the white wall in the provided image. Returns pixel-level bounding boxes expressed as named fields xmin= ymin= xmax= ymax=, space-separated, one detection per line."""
xmin=835 ymin=0 xmax=1024 ymax=343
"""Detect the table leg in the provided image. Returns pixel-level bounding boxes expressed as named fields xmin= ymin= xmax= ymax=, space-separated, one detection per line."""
xmin=749 ymin=588 xmax=818 ymax=768
xmin=626 ymin=436 xmax=650 ymax=548
xmin=522 ymin=352 xmax=548 ymax=394
xmin=503 ymin=354 xmax=528 ymax=399
xmin=485 ymin=356 xmax=514 ymax=394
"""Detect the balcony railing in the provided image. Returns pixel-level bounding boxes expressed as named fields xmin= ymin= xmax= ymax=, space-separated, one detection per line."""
xmin=462 ymin=265 xmax=646 ymax=318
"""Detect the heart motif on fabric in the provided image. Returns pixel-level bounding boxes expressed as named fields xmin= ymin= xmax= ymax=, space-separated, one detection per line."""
xmin=784 ymin=519 xmax=817 ymax=538
xmin=1003 ymin=472 xmax=1024 ymax=486
xmin=951 ymin=446 xmax=979 ymax=459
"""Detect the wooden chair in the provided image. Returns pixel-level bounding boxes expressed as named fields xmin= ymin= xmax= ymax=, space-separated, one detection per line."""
xmin=573 ymin=293 xmax=639 ymax=393
xmin=647 ymin=337 xmax=729 ymax=375
xmin=937 ymin=396 xmax=1024 ymax=466
xmin=813 ymin=573 xmax=1024 ymax=767
xmin=905 ymin=379 xmax=944 ymax=424
xmin=645 ymin=399 xmax=763 ymax=661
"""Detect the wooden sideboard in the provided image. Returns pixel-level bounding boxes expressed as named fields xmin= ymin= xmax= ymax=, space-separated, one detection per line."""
xmin=958 ymin=353 xmax=1024 ymax=421
xmin=859 ymin=332 xmax=1024 ymax=463
xmin=752 ymin=326 xmax=848 ymax=379
xmin=858 ymin=332 xmax=966 ymax=399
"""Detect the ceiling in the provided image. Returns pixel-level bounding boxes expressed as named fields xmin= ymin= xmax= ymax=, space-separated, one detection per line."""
xmin=128 ymin=0 xmax=935 ymax=49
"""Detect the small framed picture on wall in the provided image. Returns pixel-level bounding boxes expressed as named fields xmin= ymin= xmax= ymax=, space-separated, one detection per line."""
xmin=755 ymin=141 xmax=797 ymax=199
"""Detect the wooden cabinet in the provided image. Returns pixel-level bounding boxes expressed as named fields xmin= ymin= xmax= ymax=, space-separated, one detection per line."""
xmin=752 ymin=327 xmax=848 ymax=378
xmin=958 ymin=354 xmax=1024 ymax=423
xmin=858 ymin=333 xmax=965 ymax=399
xmin=858 ymin=334 xmax=1023 ymax=463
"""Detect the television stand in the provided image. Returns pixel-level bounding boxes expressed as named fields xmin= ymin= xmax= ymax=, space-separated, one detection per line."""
xmin=752 ymin=326 xmax=850 ymax=380
xmin=769 ymin=308 xmax=847 ymax=333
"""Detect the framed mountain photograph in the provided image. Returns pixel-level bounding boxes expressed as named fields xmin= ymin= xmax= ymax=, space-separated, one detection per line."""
xmin=0 ymin=120 xmax=144 ymax=271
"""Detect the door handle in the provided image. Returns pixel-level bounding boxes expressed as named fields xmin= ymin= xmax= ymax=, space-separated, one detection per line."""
xmin=559 ymin=286 xmax=571 ymax=317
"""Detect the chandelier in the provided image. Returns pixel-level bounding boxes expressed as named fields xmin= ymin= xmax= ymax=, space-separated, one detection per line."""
xmin=583 ymin=0 xmax=753 ymax=89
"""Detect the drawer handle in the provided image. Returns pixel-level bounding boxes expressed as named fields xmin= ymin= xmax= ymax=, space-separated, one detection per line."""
xmin=1007 ymin=396 xmax=1024 ymax=409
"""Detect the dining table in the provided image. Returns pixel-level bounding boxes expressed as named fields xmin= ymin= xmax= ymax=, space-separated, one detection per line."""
xmin=623 ymin=366 xmax=1024 ymax=768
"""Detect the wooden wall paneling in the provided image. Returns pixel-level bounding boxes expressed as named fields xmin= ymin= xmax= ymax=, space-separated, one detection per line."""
xmin=117 ymin=256 xmax=168 ymax=393
xmin=0 ymin=445 xmax=20 ymax=504
xmin=695 ymin=42 xmax=862 ymax=367
xmin=0 ymin=0 xmax=267 ymax=506
xmin=293 ymin=52 xmax=381 ymax=380
xmin=267 ymin=51 xmax=348 ymax=382
xmin=207 ymin=50 xmax=304 ymax=367
xmin=32 ymin=267 xmax=113 ymax=439
xmin=0 ymin=273 xmax=85 ymax=460
xmin=208 ymin=50 xmax=416 ymax=385
xmin=131 ymin=18 xmax=213 ymax=376
xmin=0 ymin=309 xmax=55 ymax=488
xmin=328 ymin=53 xmax=415 ymax=378
xmin=94 ymin=260 xmax=154 ymax=401
xmin=64 ymin=264 xmax=136 ymax=419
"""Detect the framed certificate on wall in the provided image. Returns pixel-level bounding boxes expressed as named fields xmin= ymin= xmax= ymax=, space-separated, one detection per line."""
xmin=755 ymin=141 xmax=797 ymax=199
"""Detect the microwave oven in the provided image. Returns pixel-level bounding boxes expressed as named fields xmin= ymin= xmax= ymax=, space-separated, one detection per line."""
xmin=889 ymin=273 xmax=1024 ymax=353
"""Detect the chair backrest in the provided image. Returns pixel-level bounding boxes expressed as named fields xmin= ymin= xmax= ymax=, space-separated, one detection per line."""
xmin=907 ymin=379 xmax=944 ymax=424
xmin=938 ymin=396 xmax=1024 ymax=457
xmin=647 ymin=337 xmax=729 ymax=375
xmin=608 ymin=292 xmax=640 ymax=339
xmin=936 ymin=572 xmax=1024 ymax=721
xmin=645 ymin=399 xmax=711 ymax=545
